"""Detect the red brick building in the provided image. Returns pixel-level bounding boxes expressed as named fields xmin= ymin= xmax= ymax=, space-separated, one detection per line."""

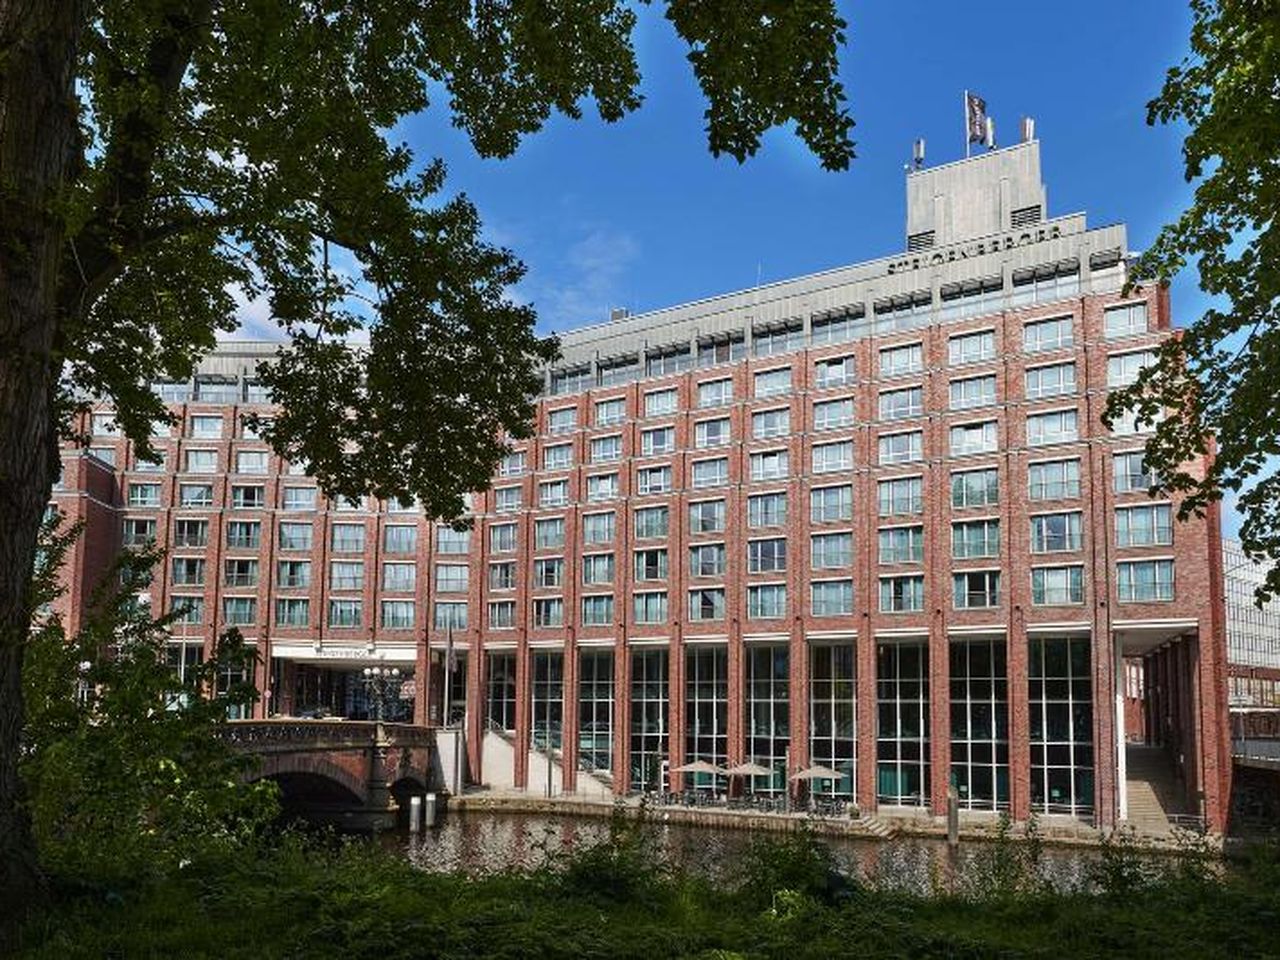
xmin=53 ymin=140 xmax=1231 ymax=830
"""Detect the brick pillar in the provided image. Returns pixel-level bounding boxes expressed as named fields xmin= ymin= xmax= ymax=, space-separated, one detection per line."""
xmin=1093 ymin=624 xmax=1120 ymax=830
xmin=413 ymin=636 xmax=429 ymax=727
xmin=668 ymin=633 xmax=686 ymax=793
xmin=562 ymin=642 xmax=579 ymax=793
xmin=514 ymin=644 xmax=531 ymax=789
xmin=856 ymin=613 xmax=877 ymax=813
xmin=1008 ymin=617 xmax=1031 ymax=821
xmin=727 ymin=619 xmax=745 ymax=768
xmin=612 ymin=643 xmax=630 ymax=794
xmin=467 ymin=645 xmax=485 ymax=785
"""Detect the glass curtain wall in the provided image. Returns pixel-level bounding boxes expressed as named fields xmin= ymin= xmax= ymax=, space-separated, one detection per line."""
xmin=579 ymin=650 xmax=614 ymax=774
xmin=746 ymin=645 xmax=790 ymax=794
xmin=685 ymin=646 xmax=728 ymax=790
xmin=630 ymin=649 xmax=669 ymax=792
xmin=1029 ymin=637 xmax=1094 ymax=816
xmin=949 ymin=639 xmax=1009 ymax=810
xmin=531 ymin=651 xmax=564 ymax=751
xmin=485 ymin=652 xmax=517 ymax=732
xmin=809 ymin=644 xmax=856 ymax=798
xmin=876 ymin=641 xmax=930 ymax=805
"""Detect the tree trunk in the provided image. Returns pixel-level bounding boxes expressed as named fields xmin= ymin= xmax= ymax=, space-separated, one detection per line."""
xmin=0 ymin=0 xmax=83 ymax=943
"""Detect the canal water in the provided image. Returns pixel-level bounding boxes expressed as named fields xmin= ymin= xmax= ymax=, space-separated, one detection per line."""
xmin=391 ymin=811 xmax=1113 ymax=895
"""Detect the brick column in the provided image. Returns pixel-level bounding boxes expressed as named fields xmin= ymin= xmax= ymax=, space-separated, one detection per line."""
xmin=613 ymin=642 xmax=631 ymax=794
xmin=562 ymin=639 xmax=580 ymax=793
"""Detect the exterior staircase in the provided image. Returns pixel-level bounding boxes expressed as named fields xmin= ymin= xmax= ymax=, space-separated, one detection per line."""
xmin=1124 ymin=744 xmax=1187 ymax=836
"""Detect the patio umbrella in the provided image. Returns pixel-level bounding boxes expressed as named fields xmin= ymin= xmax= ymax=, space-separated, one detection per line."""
xmin=673 ymin=760 xmax=725 ymax=775
xmin=789 ymin=765 xmax=844 ymax=781
xmin=725 ymin=762 xmax=772 ymax=777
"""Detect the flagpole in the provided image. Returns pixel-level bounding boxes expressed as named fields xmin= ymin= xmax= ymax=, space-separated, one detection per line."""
xmin=444 ymin=621 xmax=454 ymax=726
xmin=963 ymin=89 xmax=970 ymax=159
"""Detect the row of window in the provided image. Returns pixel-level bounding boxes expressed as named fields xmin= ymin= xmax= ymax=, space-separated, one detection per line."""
xmin=166 ymin=558 xmax=434 ymax=592
xmin=170 ymin=596 xmax=420 ymax=629
xmin=547 ymin=302 xmax=1151 ymax=397
xmin=121 ymin=517 xmax=444 ymax=554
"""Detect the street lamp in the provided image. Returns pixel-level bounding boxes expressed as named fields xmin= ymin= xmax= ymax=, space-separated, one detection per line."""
xmin=361 ymin=666 xmax=402 ymax=723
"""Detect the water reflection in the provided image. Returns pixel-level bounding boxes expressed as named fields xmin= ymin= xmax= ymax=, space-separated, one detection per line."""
xmin=395 ymin=812 xmax=1102 ymax=894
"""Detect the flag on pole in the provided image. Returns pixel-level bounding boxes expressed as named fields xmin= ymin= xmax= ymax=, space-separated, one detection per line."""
xmin=966 ymin=92 xmax=988 ymax=145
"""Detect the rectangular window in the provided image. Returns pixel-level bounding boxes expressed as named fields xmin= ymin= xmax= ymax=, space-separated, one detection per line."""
xmin=543 ymin=443 xmax=572 ymax=470
xmin=629 ymin=649 xmax=669 ymax=791
xmin=330 ymin=523 xmax=365 ymax=553
xmin=278 ymin=521 xmax=312 ymax=551
xmin=488 ymin=600 xmax=516 ymax=629
xmin=1104 ymin=301 xmax=1148 ymax=340
xmin=590 ymin=435 xmax=621 ymax=464
xmin=952 ymin=519 xmax=1000 ymax=559
xmin=1023 ymin=316 xmax=1074 ymax=353
xmin=641 ymin=426 xmax=675 ymax=456
xmin=280 ymin=486 xmax=315 ymax=511
xmin=745 ymin=645 xmax=790 ymax=792
xmin=189 ymin=415 xmax=223 ymax=438
xmin=539 ymin=479 xmax=569 ymax=507
xmin=275 ymin=598 xmax=309 ymax=627
xmin=494 ymin=486 xmax=522 ymax=513
xmin=811 ymin=531 xmax=853 ymax=569
xmin=1031 ymin=566 xmax=1084 ymax=605
xmin=1117 ymin=559 xmax=1175 ymax=601
xmin=547 ymin=407 xmax=577 ymax=435
xmin=951 ymin=468 xmax=999 ymax=508
xmin=636 ymin=465 xmax=672 ymax=495
xmin=950 ymin=374 xmax=996 ymax=410
xmin=695 ymin=417 xmax=731 ymax=449
xmin=172 ymin=519 xmax=208 ymax=547
xmin=634 ymin=505 xmax=668 ymax=539
xmin=1026 ymin=409 xmax=1078 ymax=446
xmin=748 ymin=537 xmax=787 ymax=573
xmin=330 ymin=560 xmax=364 ymax=590
xmin=953 ymin=571 xmax=1000 ymax=609
xmin=91 ymin=412 xmax=120 ymax=436
xmin=127 ymin=483 xmax=161 ymax=507
xmin=1026 ymin=361 xmax=1077 ymax=400
xmin=688 ymin=588 xmax=726 ymax=622
xmin=753 ymin=322 xmax=804 ymax=357
xmin=949 ymin=421 xmax=998 ymax=457
xmin=1107 ymin=350 xmax=1156 ymax=388
xmin=812 ymin=579 xmax=854 ymax=616
xmin=812 ymin=440 xmax=852 ymax=474
xmin=224 ymin=558 xmax=258 ymax=587
xmin=225 ymin=520 xmax=260 ymax=549
xmin=878 ymin=430 xmax=923 ymax=465
xmin=1116 ymin=504 xmax=1173 ymax=547
xmin=382 ymin=561 xmax=416 ymax=591
xmin=645 ymin=388 xmax=678 ymax=417
xmin=581 ymin=594 xmax=615 ymax=626
xmin=532 ymin=557 xmax=564 ymax=588
xmin=814 ymin=355 xmax=855 ymax=389
xmin=750 ymin=449 xmax=789 ymax=481
xmin=748 ymin=492 xmax=787 ymax=528
xmin=879 ymin=386 xmax=923 ymax=421
xmin=582 ymin=512 xmax=615 ymax=544
xmin=811 ymin=484 xmax=853 ymax=523
xmin=222 ymin=597 xmax=257 ymax=626
xmin=689 ymin=542 xmax=727 ymax=577
xmin=1114 ymin=451 xmax=1159 ymax=494
xmin=647 ymin=344 xmax=691 ymax=377
xmin=878 ymin=526 xmax=924 ymax=564
xmin=596 ymin=397 xmax=626 ymax=426
xmin=582 ymin=553 xmax=615 ymax=585
xmin=697 ymin=378 xmax=733 ymax=409
xmin=949 ymin=329 xmax=996 ymax=365
xmin=634 ymin=548 xmax=669 ymax=582
xmin=231 ymin=485 xmax=265 ymax=509
xmin=633 ymin=591 xmax=668 ymax=624
xmin=814 ymin=398 xmax=854 ymax=431
xmin=878 ymin=476 xmax=923 ymax=516
xmin=435 ymin=527 xmax=469 ymax=555
xmin=752 ymin=407 xmax=790 ymax=439
xmin=185 ymin=449 xmax=217 ymax=474
xmin=277 ymin=560 xmax=311 ymax=588
xmin=754 ymin=368 xmax=791 ymax=398
xmin=690 ymin=457 xmax=728 ymax=489
xmin=434 ymin=601 xmax=468 ymax=630
xmin=133 ymin=453 xmax=166 ymax=473
xmin=879 ymin=576 xmax=925 ymax=612
xmin=488 ymin=560 xmax=516 ymax=591
xmin=586 ymin=473 xmax=618 ymax=502
xmin=177 ymin=483 xmax=212 ymax=506
xmin=497 ymin=451 xmax=526 ymax=477
xmin=381 ymin=600 xmax=415 ymax=629
xmin=812 ymin=311 xmax=860 ymax=346
xmin=384 ymin=524 xmax=418 ymax=554
xmin=1031 ymin=512 xmax=1084 ymax=553
xmin=880 ymin=342 xmax=923 ymax=378
xmin=1029 ymin=459 xmax=1081 ymax=501
xmin=235 ymin=450 xmax=268 ymax=475
xmin=1029 ymin=636 xmax=1093 ymax=815
xmin=810 ymin=645 xmax=856 ymax=799
xmin=950 ymin=639 xmax=1009 ymax=810
xmin=328 ymin=599 xmax=362 ymax=628
xmin=171 ymin=557 xmax=205 ymax=586
xmin=747 ymin=583 xmax=787 ymax=619
xmin=689 ymin=499 xmax=726 ymax=533
xmin=435 ymin=563 xmax=469 ymax=592
xmin=534 ymin=517 xmax=565 ymax=549
xmin=122 ymin=517 xmax=157 ymax=546
xmin=170 ymin=596 xmax=204 ymax=625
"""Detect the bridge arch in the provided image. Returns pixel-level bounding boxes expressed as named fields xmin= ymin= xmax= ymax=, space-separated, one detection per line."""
xmin=253 ymin=753 xmax=368 ymax=806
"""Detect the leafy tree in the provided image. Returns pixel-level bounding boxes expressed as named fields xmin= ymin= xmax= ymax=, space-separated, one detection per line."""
xmin=0 ymin=0 xmax=853 ymax=929
xmin=22 ymin=515 xmax=278 ymax=890
xmin=1108 ymin=0 xmax=1280 ymax=598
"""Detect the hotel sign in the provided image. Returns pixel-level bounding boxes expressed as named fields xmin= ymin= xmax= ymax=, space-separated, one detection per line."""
xmin=887 ymin=223 xmax=1064 ymax=275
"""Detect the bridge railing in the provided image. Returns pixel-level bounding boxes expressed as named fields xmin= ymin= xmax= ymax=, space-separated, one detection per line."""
xmin=1233 ymin=737 xmax=1280 ymax=763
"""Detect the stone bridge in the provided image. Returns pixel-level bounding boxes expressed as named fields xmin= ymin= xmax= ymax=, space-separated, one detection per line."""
xmin=221 ymin=720 xmax=439 ymax=830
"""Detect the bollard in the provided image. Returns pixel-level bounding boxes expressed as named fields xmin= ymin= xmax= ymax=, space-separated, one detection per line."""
xmin=424 ymin=792 xmax=438 ymax=829
xmin=409 ymin=795 xmax=422 ymax=834
xmin=946 ymin=787 xmax=959 ymax=848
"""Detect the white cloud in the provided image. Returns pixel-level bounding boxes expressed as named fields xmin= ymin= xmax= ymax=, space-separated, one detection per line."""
xmin=519 ymin=224 xmax=640 ymax=334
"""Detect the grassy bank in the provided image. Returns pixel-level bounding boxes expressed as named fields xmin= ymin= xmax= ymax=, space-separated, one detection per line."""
xmin=17 ymin=819 xmax=1280 ymax=959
